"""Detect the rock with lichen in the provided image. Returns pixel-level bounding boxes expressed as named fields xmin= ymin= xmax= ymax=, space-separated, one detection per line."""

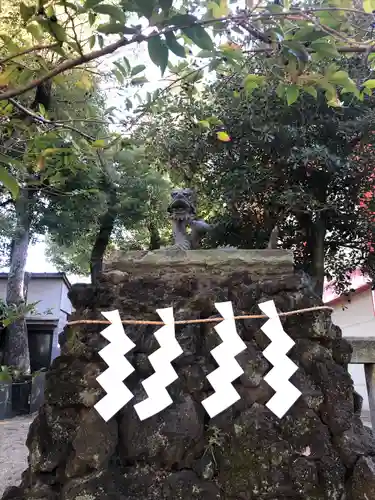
xmin=3 ymin=249 xmax=375 ymax=500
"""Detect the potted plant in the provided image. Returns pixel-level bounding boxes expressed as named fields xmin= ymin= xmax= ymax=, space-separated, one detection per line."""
xmin=8 ymin=366 xmax=32 ymax=416
xmin=0 ymin=298 xmax=48 ymax=417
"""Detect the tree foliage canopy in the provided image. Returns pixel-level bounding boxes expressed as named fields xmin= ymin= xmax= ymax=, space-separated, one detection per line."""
xmin=1 ymin=0 xmax=375 ymax=195
xmin=140 ymin=54 xmax=375 ymax=294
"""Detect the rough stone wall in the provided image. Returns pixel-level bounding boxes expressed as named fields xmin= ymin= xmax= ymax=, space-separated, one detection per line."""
xmin=3 ymin=250 xmax=375 ymax=500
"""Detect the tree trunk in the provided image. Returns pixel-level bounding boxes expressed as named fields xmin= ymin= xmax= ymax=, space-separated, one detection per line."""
xmin=296 ymin=211 xmax=327 ymax=298
xmin=310 ymin=215 xmax=326 ymax=298
xmin=3 ymin=188 xmax=32 ymax=373
xmin=148 ymin=221 xmax=161 ymax=250
xmin=90 ymin=188 xmax=117 ymax=285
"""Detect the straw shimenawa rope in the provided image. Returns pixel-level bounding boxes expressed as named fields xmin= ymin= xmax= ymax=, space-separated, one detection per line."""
xmin=67 ymin=305 xmax=333 ymax=327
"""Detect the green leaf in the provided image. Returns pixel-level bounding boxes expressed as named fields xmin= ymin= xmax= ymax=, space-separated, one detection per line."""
xmin=20 ymin=2 xmax=35 ymax=23
xmin=243 ymin=74 xmax=265 ymax=85
xmin=0 ymin=370 xmax=12 ymax=382
xmin=123 ymin=56 xmax=131 ymax=73
xmin=286 ymin=85 xmax=300 ymax=105
xmin=243 ymin=75 xmax=263 ymax=94
xmin=185 ymin=69 xmax=204 ymax=83
xmin=148 ymin=35 xmax=169 ymax=75
xmin=97 ymin=23 xmax=126 ymax=34
xmin=165 ymin=32 xmax=186 ymax=58
xmin=134 ymin=0 xmax=155 ymax=18
xmin=197 ymin=49 xmax=214 ymax=58
xmin=329 ymin=70 xmax=349 ymax=83
xmin=206 ymin=116 xmax=223 ymax=126
xmin=168 ymin=14 xmax=198 ymax=26
xmin=329 ymin=70 xmax=356 ymax=92
xmin=316 ymin=9 xmax=342 ymax=29
xmin=198 ymin=120 xmax=210 ymax=128
xmin=49 ymin=21 xmax=67 ymax=42
xmin=318 ymin=79 xmax=336 ymax=98
xmin=311 ymin=41 xmax=339 ymax=57
xmin=244 ymin=81 xmax=258 ymax=94
xmin=26 ymin=22 xmax=44 ymax=41
xmin=88 ymin=11 xmax=96 ymax=26
xmin=0 ymin=35 xmax=20 ymax=54
xmin=363 ymin=79 xmax=375 ymax=89
xmin=292 ymin=27 xmax=328 ymax=42
xmin=363 ymin=0 xmax=375 ymax=13
xmin=112 ymin=68 xmax=124 ymax=83
xmin=182 ymin=25 xmax=214 ymax=51
xmin=92 ymin=4 xmax=126 ymax=23
xmin=276 ymin=83 xmax=286 ymax=99
xmin=131 ymin=76 xmax=148 ymax=85
xmin=104 ymin=106 xmax=116 ymax=114
xmin=217 ymin=131 xmax=231 ymax=142
xmin=113 ymin=61 xmax=127 ymax=76
xmin=283 ymin=41 xmax=310 ymax=64
xmin=131 ymin=64 xmax=146 ymax=76
xmin=88 ymin=34 xmax=96 ymax=49
xmin=97 ymin=34 xmax=104 ymax=48
xmin=303 ymin=85 xmax=318 ymax=99
xmin=91 ymin=139 xmax=106 ymax=148
xmin=208 ymin=0 xmax=229 ymax=17
xmin=327 ymin=96 xmax=342 ymax=107
xmin=0 ymin=166 xmax=19 ymax=199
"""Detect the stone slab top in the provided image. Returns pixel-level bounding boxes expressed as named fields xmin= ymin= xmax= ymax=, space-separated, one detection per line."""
xmin=104 ymin=248 xmax=294 ymax=274
xmin=347 ymin=337 xmax=375 ymax=364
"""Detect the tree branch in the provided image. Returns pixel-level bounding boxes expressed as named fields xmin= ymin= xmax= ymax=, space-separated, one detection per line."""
xmin=0 ymin=43 xmax=60 ymax=65
xmin=251 ymin=6 xmax=368 ymax=21
xmin=126 ymin=61 xmax=212 ymax=132
xmin=0 ymin=17 xmax=236 ymax=102
xmin=245 ymin=45 xmax=375 ymax=55
xmin=8 ymin=97 xmax=95 ymax=142
xmin=0 ymin=7 xmax=371 ymax=101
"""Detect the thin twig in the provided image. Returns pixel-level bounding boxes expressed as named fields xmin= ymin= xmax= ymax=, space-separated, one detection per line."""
xmin=63 ymin=2 xmax=84 ymax=57
xmin=66 ymin=305 xmax=334 ymax=326
xmin=299 ymin=11 xmax=356 ymax=45
xmin=127 ymin=61 xmax=212 ymax=132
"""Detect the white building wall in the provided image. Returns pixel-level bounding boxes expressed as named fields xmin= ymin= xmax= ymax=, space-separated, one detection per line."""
xmin=330 ymin=289 xmax=375 ymax=412
xmin=0 ymin=275 xmax=72 ymax=364
xmin=0 ymin=277 xmax=62 ymax=321
xmin=25 ymin=278 xmax=62 ymax=320
xmin=51 ymin=282 xmax=73 ymax=361
xmin=0 ymin=280 xmax=6 ymax=303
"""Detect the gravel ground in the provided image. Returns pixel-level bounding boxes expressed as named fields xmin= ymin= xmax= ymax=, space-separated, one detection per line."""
xmin=0 ymin=415 xmax=34 ymax=498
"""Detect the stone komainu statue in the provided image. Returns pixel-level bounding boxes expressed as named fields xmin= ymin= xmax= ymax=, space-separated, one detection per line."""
xmin=166 ymin=187 xmax=279 ymax=251
xmin=167 ymin=188 xmax=211 ymax=251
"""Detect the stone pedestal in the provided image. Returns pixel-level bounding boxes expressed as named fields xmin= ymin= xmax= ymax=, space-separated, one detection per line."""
xmin=3 ymin=249 xmax=375 ymax=500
